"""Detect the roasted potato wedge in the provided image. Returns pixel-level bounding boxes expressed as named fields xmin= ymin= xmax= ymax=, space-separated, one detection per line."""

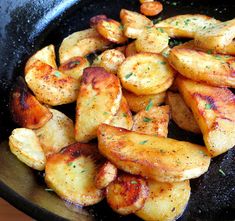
xmin=194 ymin=18 xmax=235 ymax=51
xmin=118 ymin=53 xmax=174 ymax=95
xmin=123 ymin=89 xmax=166 ymax=113
xmin=155 ymin=14 xmax=220 ymax=38
xmin=98 ymin=124 xmax=210 ymax=182
xmin=96 ymin=19 xmax=127 ymax=44
xmin=140 ymin=1 xmax=163 ymax=17
xmin=135 ymin=26 xmax=169 ymax=53
xmin=166 ymin=92 xmax=201 ymax=133
xmin=125 ymin=42 xmax=138 ymax=57
xmin=120 ymin=9 xmax=153 ymax=39
xmin=168 ymin=48 xmax=235 ymax=88
xmin=10 ymin=77 xmax=52 ymax=129
xmin=136 ymin=180 xmax=190 ymax=221
xmin=95 ymin=161 xmax=118 ymax=189
xmin=106 ymin=174 xmax=149 ymax=215
xmin=92 ymin=49 xmax=125 ymax=74
xmin=109 ymin=96 xmax=133 ymax=130
xmin=89 ymin=14 xmax=107 ymax=28
xmin=34 ymin=109 xmax=76 ymax=157
xmin=59 ymin=28 xmax=111 ymax=64
xmin=58 ymin=56 xmax=89 ymax=80
xmin=176 ymin=77 xmax=235 ymax=157
xmin=132 ymin=105 xmax=170 ymax=137
xmin=9 ymin=128 xmax=45 ymax=170
xmin=45 ymin=142 xmax=104 ymax=206
xmin=75 ymin=67 xmax=122 ymax=142
xmin=25 ymin=60 xmax=79 ymax=106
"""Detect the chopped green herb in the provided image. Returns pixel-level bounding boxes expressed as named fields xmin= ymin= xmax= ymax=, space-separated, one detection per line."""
xmin=171 ymin=2 xmax=177 ymax=6
xmin=156 ymin=27 xmax=164 ymax=33
xmin=145 ymin=26 xmax=152 ymax=30
xmin=207 ymin=50 xmax=212 ymax=54
xmin=160 ymin=61 xmax=166 ymax=65
xmin=67 ymin=162 xmax=73 ymax=166
xmin=131 ymin=180 xmax=138 ymax=184
xmin=205 ymin=103 xmax=212 ymax=109
xmin=219 ymin=169 xmax=226 ymax=176
xmin=125 ymin=72 xmax=133 ymax=79
xmin=145 ymin=99 xmax=154 ymax=111
xmin=103 ymin=112 xmax=109 ymax=115
xmin=184 ymin=19 xmax=190 ymax=26
xmin=80 ymin=170 xmax=86 ymax=173
xmin=152 ymin=17 xmax=162 ymax=24
xmin=45 ymin=188 xmax=54 ymax=192
xmin=139 ymin=140 xmax=148 ymax=145
xmin=205 ymin=65 xmax=210 ymax=69
xmin=202 ymin=26 xmax=207 ymax=30
xmin=72 ymin=61 xmax=81 ymax=65
xmin=175 ymin=21 xmax=179 ymax=26
xmin=214 ymin=55 xmax=221 ymax=60
xmin=122 ymin=113 xmax=127 ymax=117
xmin=143 ymin=117 xmax=152 ymax=122
xmin=54 ymin=71 xmax=61 ymax=77
xmin=162 ymin=50 xmax=170 ymax=58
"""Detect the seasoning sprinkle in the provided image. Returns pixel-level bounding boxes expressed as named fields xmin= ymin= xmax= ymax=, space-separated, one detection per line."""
xmin=139 ymin=140 xmax=148 ymax=145
xmin=205 ymin=103 xmax=212 ymax=109
xmin=54 ymin=71 xmax=61 ymax=77
xmin=145 ymin=99 xmax=154 ymax=111
xmin=131 ymin=180 xmax=138 ymax=184
xmin=125 ymin=72 xmax=133 ymax=79
xmin=143 ymin=117 xmax=152 ymax=122
xmin=45 ymin=188 xmax=54 ymax=192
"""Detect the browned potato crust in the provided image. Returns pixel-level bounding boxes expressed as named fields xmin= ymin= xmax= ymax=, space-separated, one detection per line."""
xmin=125 ymin=42 xmax=138 ymax=57
xmin=90 ymin=14 xmax=107 ymax=28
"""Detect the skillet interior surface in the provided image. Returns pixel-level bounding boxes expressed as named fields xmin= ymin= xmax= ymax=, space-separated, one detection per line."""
xmin=0 ymin=0 xmax=234 ymax=220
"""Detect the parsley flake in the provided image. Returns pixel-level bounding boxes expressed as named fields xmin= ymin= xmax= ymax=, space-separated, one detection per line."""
xmin=156 ymin=27 xmax=164 ymax=33
xmin=143 ymin=117 xmax=152 ymax=122
xmin=145 ymin=99 xmax=154 ymax=111
xmin=131 ymin=180 xmax=138 ymax=184
xmin=122 ymin=113 xmax=127 ymax=117
xmin=125 ymin=73 xmax=133 ymax=79
xmin=160 ymin=61 xmax=166 ymax=65
xmin=45 ymin=188 xmax=54 ymax=192
xmin=54 ymin=71 xmax=61 ymax=77
xmin=139 ymin=140 xmax=148 ymax=145
xmin=205 ymin=103 xmax=212 ymax=109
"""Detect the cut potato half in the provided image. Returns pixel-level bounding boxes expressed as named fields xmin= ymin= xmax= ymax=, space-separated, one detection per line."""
xmin=9 ymin=128 xmax=45 ymax=170
xmin=75 ymin=67 xmax=122 ymax=142
xmin=45 ymin=142 xmax=104 ymax=206
xmin=98 ymin=124 xmax=210 ymax=182
xmin=136 ymin=180 xmax=190 ymax=221
xmin=118 ymin=53 xmax=174 ymax=95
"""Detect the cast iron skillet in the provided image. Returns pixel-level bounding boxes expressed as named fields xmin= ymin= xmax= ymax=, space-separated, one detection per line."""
xmin=0 ymin=0 xmax=234 ymax=220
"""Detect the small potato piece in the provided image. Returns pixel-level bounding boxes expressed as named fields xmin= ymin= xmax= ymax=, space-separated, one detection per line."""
xmin=95 ymin=161 xmax=117 ymax=189
xmin=98 ymin=124 xmax=210 ymax=182
xmin=140 ymin=1 xmax=163 ymax=17
xmin=168 ymin=48 xmax=235 ymax=88
xmin=106 ymin=174 xmax=149 ymax=215
xmin=10 ymin=77 xmax=52 ymax=129
xmin=90 ymin=14 xmax=107 ymax=28
xmin=136 ymin=180 xmax=190 ymax=221
xmin=135 ymin=26 xmax=169 ymax=53
xmin=118 ymin=53 xmax=174 ymax=95
xmin=59 ymin=56 xmax=89 ymax=80
xmin=166 ymin=92 xmax=201 ymax=133
xmin=155 ymin=14 xmax=220 ymax=38
xmin=9 ymin=128 xmax=45 ymax=170
xmin=96 ymin=19 xmax=127 ymax=44
xmin=177 ymin=77 xmax=235 ymax=157
xmin=109 ymin=96 xmax=133 ymax=130
xmin=34 ymin=109 xmax=76 ymax=156
xmin=125 ymin=42 xmax=138 ymax=57
xmin=75 ymin=67 xmax=122 ymax=142
xmin=92 ymin=49 xmax=125 ymax=74
xmin=132 ymin=105 xmax=170 ymax=137
xmin=123 ymin=89 xmax=166 ymax=113
xmin=45 ymin=142 xmax=104 ymax=206
xmin=120 ymin=9 xmax=153 ymax=39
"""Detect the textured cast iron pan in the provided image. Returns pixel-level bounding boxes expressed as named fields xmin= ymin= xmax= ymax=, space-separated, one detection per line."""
xmin=0 ymin=0 xmax=234 ymax=220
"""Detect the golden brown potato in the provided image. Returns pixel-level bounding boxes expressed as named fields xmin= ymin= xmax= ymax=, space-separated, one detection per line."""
xmin=95 ymin=161 xmax=117 ymax=189
xmin=135 ymin=26 xmax=169 ymax=53
xmin=25 ymin=60 xmax=80 ymax=106
xmin=45 ymin=142 xmax=104 ymax=206
xmin=59 ymin=28 xmax=111 ymax=64
xmin=75 ymin=67 xmax=122 ymax=142
xmin=140 ymin=1 xmax=163 ymax=17
xmin=194 ymin=18 xmax=235 ymax=51
xmin=58 ymin=56 xmax=90 ymax=80
xmin=176 ymin=77 xmax=235 ymax=157
xmin=166 ymin=92 xmax=201 ymax=133
xmin=120 ymin=9 xmax=153 ymax=39
xmin=97 ymin=124 xmax=210 ymax=182
xmin=125 ymin=42 xmax=138 ymax=57
xmin=132 ymin=105 xmax=170 ymax=137
xmin=106 ymin=174 xmax=149 ymax=215
xmin=168 ymin=48 xmax=235 ymax=88
xmin=9 ymin=128 xmax=46 ymax=170
xmin=89 ymin=14 xmax=107 ymax=28
xmin=34 ymin=109 xmax=76 ymax=157
xmin=10 ymin=77 xmax=52 ymax=129
xmin=123 ymin=89 xmax=166 ymax=113
xmin=109 ymin=96 xmax=133 ymax=130
xmin=118 ymin=53 xmax=174 ymax=95
xmin=96 ymin=19 xmax=127 ymax=44
xmin=139 ymin=0 xmax=154 ymax=3
xmin=136 ymin=180 xmax=190 ymax=221
xmin=92 ymin=49 xmax=125 ymax=74
xmin=155 ymin=14 xmax=220 ymax=38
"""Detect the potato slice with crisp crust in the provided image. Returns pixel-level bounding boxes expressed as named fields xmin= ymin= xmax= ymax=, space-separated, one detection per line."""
xmin=98 ymin=124 xmax=210 ymax=182
xmin=45 ymin=142 xmax=104 ymax=206
xmin=168 ymin=48 xmax=235 ymax=88
xmin=155 ymin=14 xmax=220 ymax=38
xmin=120 ymin=9 xmax=153 ymax=39
xmin=123 ymin=89 xmax=166 ymax=113
xmin=176 ymin=77 xmax=235 ymax=157
xmin=140 ymin=1 xmax=163 ymax=17
xmin=10 ymin=77 xmax=52 ymax=129
xmin=9 ymin=128 xmax=45 ymax=170
xmin=34 ymin=109 xmax=76 ymax=157
xmin=132 ymin=105 xmax=170 ymax=137
xmin=89 ymin=14 xmax=107 ymax=28
xmin=136 ymin=180 xmax=190 ymax=221
xmin=125 ymin=42 xmax=138 ymax=57
xmin=166 ymin=92 xmax=201 ymax=133
xmin=59 ymin=28 xmax=111 ymax=64
xmin=118 ymin=53 xmax=174 ymax=95
xmin=106 ymin=174 xmax=149 ymax=215
xmin=75 ymin=67 xmax=122 ymax=142
xmin=95 ymin=161 xmax=117 ymax=189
